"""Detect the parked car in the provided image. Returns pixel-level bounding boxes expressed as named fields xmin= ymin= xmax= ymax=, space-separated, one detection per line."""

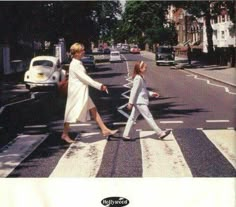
xmin=103 ymin=48 xmax=111 ymax=54
xmin=155 ymin=46 xmax=175 ymax=65
xmin=122 ymin=44 xmax=129 ymax=52
xmin=116 ymin=43 xmax=122 ymax=49
xmin=98 ymin=45 xmax=103 ymax=53
xmin=109 ymin=51 xmax=122 ymax=63
xmin=130 ymin=45 xmax=140 ymax=54
xmin=24 ymin=56 xmax=66 ymax=90
xmin=81 ymin=54 xmax=96 ymax=70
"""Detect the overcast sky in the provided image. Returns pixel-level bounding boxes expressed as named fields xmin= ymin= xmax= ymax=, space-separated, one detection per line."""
xmin=120 ymin=0 xmax=126 ymax=12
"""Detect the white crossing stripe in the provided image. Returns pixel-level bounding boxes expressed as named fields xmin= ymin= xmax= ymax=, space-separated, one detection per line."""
xmin=0 ymin=134 xmax=49 ymax=177
xmin=24 ymin=125 xmax=47 ymax=128
xmin=206 ymin=120 xmax=230 ymax=123
xmin=1 ymin=129 xmax=235 ymax=177
xmin=139 ymin=131 xmax=192 ymax=177
xmin=50 ymin=132 xmax=106 ymax=177
xmin=70 ymin=123 xmax=92 ymax=126
xmin=203 ymin=129 xmax=236 ymax=169
xmin=160 ymin=121 xmax=183 ymax=124
xmin=113 ymin=122 xmax=127 ymax=126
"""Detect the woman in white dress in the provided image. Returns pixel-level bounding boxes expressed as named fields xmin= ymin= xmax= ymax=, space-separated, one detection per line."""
xmin=61 ymin=43 xmax=118 ymax=143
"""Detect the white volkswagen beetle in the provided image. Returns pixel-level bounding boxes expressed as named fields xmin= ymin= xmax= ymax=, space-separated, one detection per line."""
xmin=24 ymin=56 xmax=66 ymax=90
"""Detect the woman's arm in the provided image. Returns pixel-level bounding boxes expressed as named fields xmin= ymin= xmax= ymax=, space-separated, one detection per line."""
xmin=75 ymin=65 xmax=102 ymax=90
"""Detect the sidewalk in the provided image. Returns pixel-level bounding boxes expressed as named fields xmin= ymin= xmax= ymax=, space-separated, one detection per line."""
xmin=141 ymin=50 xmax=236 ymax=87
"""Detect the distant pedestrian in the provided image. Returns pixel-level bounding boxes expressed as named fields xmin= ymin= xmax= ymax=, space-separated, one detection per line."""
xmin=61 ymin=43 xmax=118 ymax=143
xmin=122 ymin=61 xmax=171 ymax=140
xmin=187 ymin=44 xmax=192 ymax=65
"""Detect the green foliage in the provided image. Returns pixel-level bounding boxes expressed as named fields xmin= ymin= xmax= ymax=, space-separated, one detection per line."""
xmin=117 ymin=1 xmax=176 ymax=46
xmin=0 ymin=1 xmax=122 ymax=49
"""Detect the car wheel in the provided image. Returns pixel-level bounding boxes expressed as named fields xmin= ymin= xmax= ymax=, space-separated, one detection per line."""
xmin=156 ymin=63 xmax=159 ymax=66
xmin=25 ymin=84 xmax=30 ymax=90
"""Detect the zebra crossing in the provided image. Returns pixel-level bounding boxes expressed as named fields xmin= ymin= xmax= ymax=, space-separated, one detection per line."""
xmin=0 ymin=128 xmax=235 ymax=177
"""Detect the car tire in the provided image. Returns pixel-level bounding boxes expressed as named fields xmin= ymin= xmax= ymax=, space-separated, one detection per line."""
xmin=25 ymin=84 xmax=30 ymax=90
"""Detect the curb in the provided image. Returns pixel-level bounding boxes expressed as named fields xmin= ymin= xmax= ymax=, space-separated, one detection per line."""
xmin=184 ymin=69 xmax=236 ymax=88
xmin=141 ymin=51 xmax=236 ymax=88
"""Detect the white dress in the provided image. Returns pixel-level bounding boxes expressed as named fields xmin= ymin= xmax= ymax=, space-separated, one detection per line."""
xmin=64 ymin=58 xmax=102 ymax=123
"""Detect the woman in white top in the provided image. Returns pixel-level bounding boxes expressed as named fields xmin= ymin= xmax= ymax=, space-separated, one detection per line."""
xmin=62 ymin=43 xmax=118 ymax=143
xmin=123 ymin=61 xmax=171 ymax=140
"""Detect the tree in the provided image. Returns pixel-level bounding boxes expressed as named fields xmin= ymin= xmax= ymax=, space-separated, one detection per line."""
xmin=0 ymin=1 xmax=122 ymax=54
xmin=119 ymin=1 xmax=173 ymax=48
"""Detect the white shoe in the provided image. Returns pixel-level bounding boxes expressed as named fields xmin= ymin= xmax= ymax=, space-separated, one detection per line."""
xmin=157 ymin=130 xmax=171 ymax=140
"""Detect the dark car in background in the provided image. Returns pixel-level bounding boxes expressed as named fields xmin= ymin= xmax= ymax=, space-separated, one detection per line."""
xmin=81 ymin=55 xmax=95 ymax=70
xmin=155 ymin=46 xmax=175 ymax=65
xmin=103 ymin=48 xmax=111 ymax=54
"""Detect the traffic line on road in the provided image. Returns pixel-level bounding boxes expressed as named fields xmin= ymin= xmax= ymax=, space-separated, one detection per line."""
xmin=187 ymin=74 xmax=236 ymax=95
xmin=160 ymin=121 xmax=183 ymax=124
xmin=203 ymin=129 xmax=236 ymax=169
xmin=24 ymin=125 xmax=47 ymax=129
xmin=117 ymin=58 xmax=132 ymax=119
xmin=173 ymin=128 xmax=236 ymax=177
xmin=70 ymin=123 xmax=92 ymax=126
xmin=50 ymin=132 xmax=106 ymax=177
xmin=139 ymin=131 xmax=192 ymax=177
xmin=121 ymin=90 xmax=130 ymax=99
xmin=206 ymin=120 xmax=230 ymax=123
xmin=113 ymin=122 xmax=127 ymax=126
xmin=118 ymin=109 xmax=130 ymax=119
xmin=121 ymin=54 xmax=130 ymax=75
xmin=0 ymin=134 xmax=49 ymax=177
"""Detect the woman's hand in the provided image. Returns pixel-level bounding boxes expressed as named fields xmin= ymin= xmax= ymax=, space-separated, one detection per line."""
xmin=127 ymin=103 xmax=133 ymax=110
xmin=101 ymin=85 xmax=107 ymax=92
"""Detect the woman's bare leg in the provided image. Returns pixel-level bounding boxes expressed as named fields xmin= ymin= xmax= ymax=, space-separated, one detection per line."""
xmin=89 ymin=107 xmax=118 ymax=136
xmin=61 ymin=122 xmax=75 ymax=143
xmin=90 ymin=107 xmax=109 ymax=132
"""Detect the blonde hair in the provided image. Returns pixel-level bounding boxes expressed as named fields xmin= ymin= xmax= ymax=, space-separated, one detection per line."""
xmin=70 ymin=43 xmax=84 ymax=57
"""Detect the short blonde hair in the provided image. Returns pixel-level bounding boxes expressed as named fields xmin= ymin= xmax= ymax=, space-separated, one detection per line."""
xmin=70 ymin=43 xmax=84 ymax=57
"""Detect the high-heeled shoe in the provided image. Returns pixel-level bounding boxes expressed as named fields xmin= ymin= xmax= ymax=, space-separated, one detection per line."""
xmin=103 ymin=129 xmax=119 ymax=140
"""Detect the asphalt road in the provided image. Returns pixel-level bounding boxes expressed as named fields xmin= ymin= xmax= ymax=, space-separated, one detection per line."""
xmin=1 ymin=53 xmax=235 ymax=177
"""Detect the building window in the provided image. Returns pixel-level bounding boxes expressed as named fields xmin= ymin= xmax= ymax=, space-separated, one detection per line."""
xmin=221 ymin=31 xmax=225 ymax=39
xmin=222 ymin=15 xmax=225 ymax=22
xmin=213 ymin=16 xmax=217 ymax=24
xmin=183 ymin=25 xmax=185 ymax=31
xmin=213 ymin=30 xmax=218 ymax=39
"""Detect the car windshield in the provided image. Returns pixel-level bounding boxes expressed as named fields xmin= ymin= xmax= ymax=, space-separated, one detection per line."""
xmin=82 ymin=55 xmax=93 ymax=59
xmin=33 ymin=60 xmax=53 ymax=67
xmin=158 ymin=48 xmax=173 ymax=53
xmin=111 ymin=53 xmax=119 ymax=56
